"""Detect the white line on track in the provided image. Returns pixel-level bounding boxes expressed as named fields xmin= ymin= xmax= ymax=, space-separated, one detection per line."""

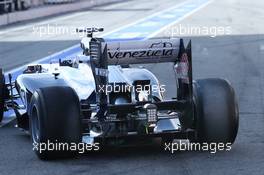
xmin=145 ymin=0 xmax=214 ymax=39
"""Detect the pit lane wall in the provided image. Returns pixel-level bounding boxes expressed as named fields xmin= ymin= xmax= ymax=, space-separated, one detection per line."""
xmin=0 ymin=0 xmax=123 ymax=26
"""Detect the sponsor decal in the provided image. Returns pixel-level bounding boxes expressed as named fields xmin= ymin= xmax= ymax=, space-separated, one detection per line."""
xmin=107 ymin=42 xmax=174 ymax=60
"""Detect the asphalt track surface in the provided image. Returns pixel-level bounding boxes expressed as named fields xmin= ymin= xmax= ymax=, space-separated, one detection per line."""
xmin=1 ymin=0 xmax=264 ymax=175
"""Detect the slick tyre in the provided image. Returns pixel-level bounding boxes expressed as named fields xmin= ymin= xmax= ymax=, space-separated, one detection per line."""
xmin=29 ymin=86 xmax=81 ymax=160
xmin=192 ymin=78 xmax=239 ymax=144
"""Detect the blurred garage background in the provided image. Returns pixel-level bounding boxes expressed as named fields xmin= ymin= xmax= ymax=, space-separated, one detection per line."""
xmin=0 ymin=0 xmax=121 ymax=26
xmin=0 ymin=0 xmax=80 ymax=13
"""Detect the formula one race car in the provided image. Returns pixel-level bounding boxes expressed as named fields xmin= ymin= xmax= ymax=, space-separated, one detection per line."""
xmin=0 ymin=28 xmax=239 ymax=159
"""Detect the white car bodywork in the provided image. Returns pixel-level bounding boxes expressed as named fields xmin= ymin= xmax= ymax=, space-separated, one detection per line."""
xmin=16 ymin=57 xmax=163 ymax=101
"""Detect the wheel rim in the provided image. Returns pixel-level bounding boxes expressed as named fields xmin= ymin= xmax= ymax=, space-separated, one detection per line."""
xmin=31 ymin=106 xmax=40 ymax=143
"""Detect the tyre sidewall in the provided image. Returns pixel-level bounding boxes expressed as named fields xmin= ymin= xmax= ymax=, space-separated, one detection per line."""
xmin=193 ymin=79 xmax=239 ymax=144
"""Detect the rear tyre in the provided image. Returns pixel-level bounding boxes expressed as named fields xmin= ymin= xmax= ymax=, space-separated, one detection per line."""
xmin=192 ymin=78 xmax=239 ymax=144
xmin=0 ymin=69 xmax=5 ymax=123
xmin=29 ymin=86 xmax=81 ymax=160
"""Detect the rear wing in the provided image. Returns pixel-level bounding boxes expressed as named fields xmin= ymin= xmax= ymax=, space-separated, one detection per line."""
xmin=97 ymin=38 xmax=180 ymax=65
xmin=78 ymin=27 xmax=185 ymax=65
